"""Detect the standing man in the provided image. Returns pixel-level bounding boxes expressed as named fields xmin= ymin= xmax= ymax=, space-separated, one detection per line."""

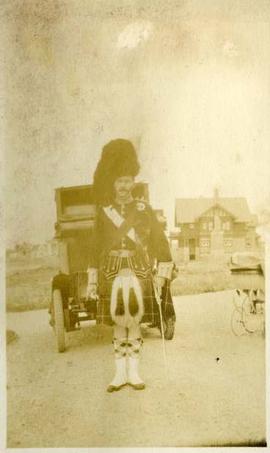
xmin=87 ymin=139 xmax=176 ymax=392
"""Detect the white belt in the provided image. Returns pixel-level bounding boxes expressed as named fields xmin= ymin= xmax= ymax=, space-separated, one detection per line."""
xmin=109 ymin=250 xmax=136 ymax=258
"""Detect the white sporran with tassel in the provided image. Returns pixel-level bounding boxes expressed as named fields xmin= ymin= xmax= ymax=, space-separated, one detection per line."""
xmin=110 ymin=268 xmax=144 ymax=328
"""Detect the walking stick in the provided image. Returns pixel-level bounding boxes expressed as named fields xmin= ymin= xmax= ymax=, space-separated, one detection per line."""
xmin=153 ymin=279 xmax=169 ymax=381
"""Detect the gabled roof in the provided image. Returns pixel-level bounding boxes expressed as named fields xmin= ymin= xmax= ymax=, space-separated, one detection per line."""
xmin=175 ymin=197 xmax=252 ymax=225
xmin=249 ymin=214 xmax=258 ymax=226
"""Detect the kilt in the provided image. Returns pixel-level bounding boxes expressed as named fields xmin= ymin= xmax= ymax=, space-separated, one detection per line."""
xmin=97 ymin=267 xmax=175 ymax=326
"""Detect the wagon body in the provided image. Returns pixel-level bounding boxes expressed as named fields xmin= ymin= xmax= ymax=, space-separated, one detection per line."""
xmin=229 ymin=252 xmax=265 ymax=292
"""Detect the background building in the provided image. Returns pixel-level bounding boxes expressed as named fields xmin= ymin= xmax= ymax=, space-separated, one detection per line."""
xmin=170 ymin=190 xmax=259 ymax=263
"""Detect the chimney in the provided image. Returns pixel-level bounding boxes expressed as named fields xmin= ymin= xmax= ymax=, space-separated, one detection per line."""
xmin=214 ymin=186 xmax=219 ymax=202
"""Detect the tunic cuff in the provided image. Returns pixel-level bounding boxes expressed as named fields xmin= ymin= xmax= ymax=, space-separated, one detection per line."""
xmin=157 ymin=262 xmax=174 ymax=280
xmin=87 ymin=268 xmax=98 ymax=284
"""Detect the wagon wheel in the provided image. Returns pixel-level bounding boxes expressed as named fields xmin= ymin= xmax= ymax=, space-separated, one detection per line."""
xmin=242 ymin=296 xmax=256 ymax=334
xmin=232 ymin=289 xmax=249 ymax=311
xmin=231 ymin=308 xmax=246 ymax=336
xmin=157 ymin=317 xmax=175 ymax=340
xmin=261 ymin=319 xmax=266 ymax=337
xmin=164 ymin=318 xmax=175 ymax=340
xmin=52 ymin=289 xmax=66 ymax=352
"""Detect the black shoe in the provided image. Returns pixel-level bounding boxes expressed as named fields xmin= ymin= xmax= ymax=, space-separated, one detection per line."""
xmin=128 ymin=382 xmax=146 ymax=390
xmin=107 ymin=383 xmax=126 ymax=393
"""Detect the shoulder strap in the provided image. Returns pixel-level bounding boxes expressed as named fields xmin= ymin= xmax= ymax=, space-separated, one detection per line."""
xmin=103 ymin=206 xmax=137 ymax=246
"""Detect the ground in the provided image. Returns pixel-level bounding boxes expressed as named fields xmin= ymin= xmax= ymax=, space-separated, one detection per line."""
xmin=6 ymin=290 xmax=266 ymax=448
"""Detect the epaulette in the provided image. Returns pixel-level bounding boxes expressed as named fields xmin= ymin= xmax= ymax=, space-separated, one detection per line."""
xmin=134 ymin=199 xmax=149 ymax=212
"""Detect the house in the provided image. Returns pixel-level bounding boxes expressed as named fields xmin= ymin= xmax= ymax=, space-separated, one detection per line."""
xmin=170 ymin=190 xmax=259 ymax=262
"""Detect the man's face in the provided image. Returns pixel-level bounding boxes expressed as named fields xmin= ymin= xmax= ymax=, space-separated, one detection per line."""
xmin=114 ymin=176 xmax=134 ymax=199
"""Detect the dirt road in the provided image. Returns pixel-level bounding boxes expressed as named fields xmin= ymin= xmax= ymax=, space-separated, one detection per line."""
xmin=6 ymin=291 xmax=266 ymax=447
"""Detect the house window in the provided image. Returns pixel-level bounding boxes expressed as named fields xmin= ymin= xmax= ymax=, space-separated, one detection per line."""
xmin=178 ymin=239 xmax=184 ymax=247
xmin=224 ymin=239 xmax=233 ymax=248
xmin=200 ymin=238 xmax=210 ymax=247
xmin=202 ymin=223 xmax=207 ymax=230
xmin=209 ymin=222 xmax=213 ymax=231
xmin=200 ymin=238 xmax=210 ymax=255
xmin=223 ymin=221 xmax=231 ymax=231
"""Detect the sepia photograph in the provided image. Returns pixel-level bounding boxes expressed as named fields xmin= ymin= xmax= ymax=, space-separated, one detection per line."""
xmin=2 ymin=0 xmax=270 ymax=449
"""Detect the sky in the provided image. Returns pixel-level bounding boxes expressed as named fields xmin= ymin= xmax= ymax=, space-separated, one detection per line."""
xmin=3 ymin=0 xmax=270 ymax=246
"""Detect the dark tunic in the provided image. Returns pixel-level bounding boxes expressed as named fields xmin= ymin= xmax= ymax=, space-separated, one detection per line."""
xmin=89 ymin=199 xmax=175 ymax=326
